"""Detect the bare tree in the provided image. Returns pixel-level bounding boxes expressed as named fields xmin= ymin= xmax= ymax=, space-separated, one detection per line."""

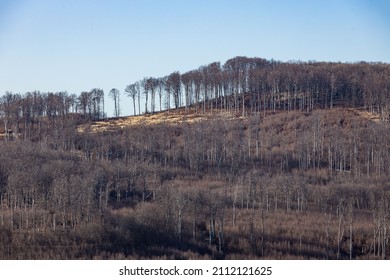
xmin=125 ymin=83 xmax=138 ymax=116
xmin=109 ymin=88 xmax=120 ymax=117
xmin=141 ymin=78 xmax=149 ymax=113
xmin=157 ymin=77 xmax=166 ymax=112
xmin=90 ymin=88 xmax=104 ymax=120
xmin=167 ymin=72 xmax=181 ymax=109
xmin=149 ymin=78 xmax=159 ymax=113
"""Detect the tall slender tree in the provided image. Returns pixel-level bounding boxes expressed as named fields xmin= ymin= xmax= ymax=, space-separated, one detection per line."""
xmin=125 ymin=83 xmax=138 ymax=116
xmin=109 ymin=88 xmax=120 ymax=117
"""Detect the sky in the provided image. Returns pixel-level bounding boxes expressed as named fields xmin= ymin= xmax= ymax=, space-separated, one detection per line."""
xmin=0 ymin=0 xmax=389 ymax=116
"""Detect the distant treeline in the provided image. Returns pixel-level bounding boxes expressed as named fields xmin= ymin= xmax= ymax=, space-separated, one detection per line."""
xmin=127 ymin=57 xmax=390 ymax=117
xmin=1 ymin=57 xmax=390 ymax=128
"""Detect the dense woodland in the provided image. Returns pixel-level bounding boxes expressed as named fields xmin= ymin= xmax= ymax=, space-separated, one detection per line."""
xmin=1 ymin=57 xmax=390 ymax=259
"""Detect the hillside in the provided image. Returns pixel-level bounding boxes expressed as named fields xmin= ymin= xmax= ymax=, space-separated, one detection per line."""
xmin=78 ymin=105 xmax=381 ymax=132
xmin=0 ymin=56 xmax=390 ymax=260
xmin=77 ymin=108 xmax=242 ymax=133
xmin=1 ymin=102 xmax=390 ymax=259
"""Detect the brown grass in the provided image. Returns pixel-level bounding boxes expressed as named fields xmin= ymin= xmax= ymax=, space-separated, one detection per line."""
xmin=78 ymin=106 xmax=383 ymax=135
xmin=77 ymin=109 xmax=246 ymax=133
xmin=348 ymin=108 xmax=381 ymax=123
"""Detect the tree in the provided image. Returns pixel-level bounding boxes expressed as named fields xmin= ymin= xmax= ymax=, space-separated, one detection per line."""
xmin=141 ymin=78 xmax=149 ymax=113
xmin=167 ymin=72 xmax=181 ymax=109
xmin=0 ymin=91 xmax=22 ymax=141
xmin=157 ymin=77 xmax=166 ymax=112
xmin=148 ymin=78 xmax=158 ymax=113
xmin=125 ymin=83 xmax=138 ymax=116
xmin=181 ymin=71 xmax=194 ymax=113
xmin=78 ymin=91 xmax=92 ymax=119
xmin=90 ymin=88 xmax=104 ymax=119
xmin=109 ymin=88 xmax=120 ymax=117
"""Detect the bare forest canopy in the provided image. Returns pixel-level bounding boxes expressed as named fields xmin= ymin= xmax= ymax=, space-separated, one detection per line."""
xmin=1 ymin=56 xmax=390 ymax=260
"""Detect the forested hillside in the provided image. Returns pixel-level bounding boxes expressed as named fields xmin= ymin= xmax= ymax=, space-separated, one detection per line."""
xmin=1 ymin=57 xmax=390 ymax=259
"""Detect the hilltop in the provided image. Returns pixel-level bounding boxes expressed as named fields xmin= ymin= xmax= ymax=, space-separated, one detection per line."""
xmin=0 ymin=56 xmax=390 ymax=260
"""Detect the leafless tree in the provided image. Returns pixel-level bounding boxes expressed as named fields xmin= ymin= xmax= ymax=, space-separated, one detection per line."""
xmin=125 ymin=83 xmax=138 ymax=116
xmin=109 ymin=88 xmax=120 ymax=117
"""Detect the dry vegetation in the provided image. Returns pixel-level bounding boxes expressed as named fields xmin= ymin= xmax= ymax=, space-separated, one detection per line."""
xmin=1 ymin=106 xmax=390 ymax=260
xmin=348 ymin=108 xmax=381 ymax=123
xmin=1 ymin=57 xmax=390 ymax=259
xmin=77 ymin=108 xmax=244 ymax=133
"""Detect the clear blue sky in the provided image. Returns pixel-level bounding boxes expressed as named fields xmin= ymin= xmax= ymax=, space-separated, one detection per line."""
xmin=0 ymin=0 xmax=389 ymax=116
